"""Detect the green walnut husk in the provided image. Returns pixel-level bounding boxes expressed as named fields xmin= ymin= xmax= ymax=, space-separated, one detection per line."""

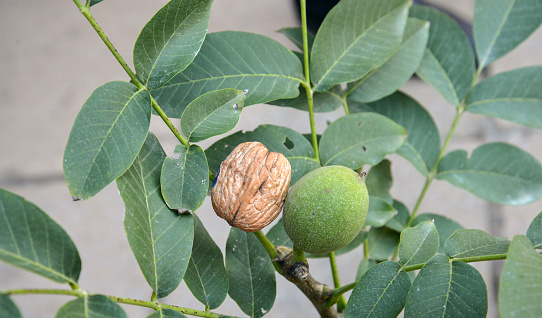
xmin=283 ymin=165 xmax=369 ymax=254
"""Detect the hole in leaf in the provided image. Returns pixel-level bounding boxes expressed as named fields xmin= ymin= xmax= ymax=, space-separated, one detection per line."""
xmin=283 ymin=137 xmax=295 ymax=150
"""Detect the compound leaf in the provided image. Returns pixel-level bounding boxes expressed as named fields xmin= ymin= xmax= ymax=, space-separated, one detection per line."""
xmin=151 ymin=31 xmax=304 ymax=118
xmin=63 ymin=81 xmax=151 ymax=200
xmin=399 ymin=221 xmax=439 ymax=268
xmin=184 ymin=215 xmax=228 ymax=310
xmin=345 ymin=261 xmax=411 ymax=318
xmin=474 ymin=0 xmax=542 ymax=70
xmin=311 ymin=0 xmax=410 ymax=91
xmin=181 ymin=89 xmax=246 ymax=142
xmin=55 ymin=295 xmax=127 ymax=318
xmin=226 ymin=228 xmax=275 ymax=318
xmin=0 ymin=295 xmax=21 ymax=318
xmin=405 ymin=254 xmax=487 ymax=318
xmin=466 ymin=66 xmax=542 ymax=129
xmin=134 ymin=0 xmax=213 ymax=88
xmin=0 ymin=188 xmax=81 ymax=284
xmin=437 ymin=142 xmax=542 ymax=205
xmin=117 ymin=133 xmax=194 ymax=298
xmin=347 ymin=18 xmax=429 ymax=103
xmin=147 ymin=309 xmax=187 ymax=318
xmin=499 ymin=235 xmax=542 ymax=318
xmin=527 ymin=210 xmax=542 ymax=248
xmin=366 ymin=159 xmax=393 ymax=204
xmin=410 ymin=5 xmax=475 ymax=105
xmin=161 ymin=144 xmax=209 ymax=214
xmin=445 ymin=229 xmax=510 ymax=258
xmin=413 ymin=213 xmax=464 ymax=253
xmin=319 ymin=113 xmax=407 ymax=169
xmin=351 ymin=92 xmax=441 ymax=176
xmin=365 ymin=196 xmax=397 ymax=228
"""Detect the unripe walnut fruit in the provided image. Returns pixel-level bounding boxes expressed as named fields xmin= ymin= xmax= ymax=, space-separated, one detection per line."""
xmin=211 ymin=142 xmax=291 ymax=232
xmin=283 ymin=165 xmax=369 ymax=254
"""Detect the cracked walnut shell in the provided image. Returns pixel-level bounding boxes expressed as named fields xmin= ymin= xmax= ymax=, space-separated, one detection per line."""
xmin=211 ymin=142 xmax=291 ymax=232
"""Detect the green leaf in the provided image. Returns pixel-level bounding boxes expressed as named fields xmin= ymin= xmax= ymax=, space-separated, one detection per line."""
xmin=474 ymin=0 xmax=542 ymax=70
xmin=319 ymin=113 xmax=407 ymax=169
xmin=151 ymin=31 xmax=304 ymax=118
xmin=351 ymin=92 xmax=441 ymax=175
xmin=367 ymin=227 xmax=400 ymax=261
xmin=226 ymin=228 xmax=276 ymax=318
xmin=410 ymin=5 xmax=475 ymax=105
xmin=527 ymin=210 xmax=542 ymax=248
xmin=466 ymin=66 xmax=542 ymax=129
xmin=89 ymin=0 xmax=103 ymax=7
xmin=437 ymin=142 xmax=542 ymax=205
xmin=345 ymin=261 xmax=411 ymax=318
xmin=365 ymin=196 xmax=397 ymax=227
xmin=269 ymin=85 xmax=343 ymax=113
xmin=161 ymin=144 xmax=209 ymax=214
xmin=499 ymin=235 xmax=542 ymax=318
xmin=366 ymin=159 xmax=393 ymax=204
xmin=184 ymin=215 xmax=228 ymax=310
xmin=0 ymin=188 xmax=81 ymax=284
xmin=55 ymin=295 xmax=128 ymax=318
xmin=307 ymin=230 xmax=368 ymax=258
xmin=310 ymin=0 xmax=410 ymax=91
xmin=181 ymin=89 xmax=246 ymax=142
xmin=413 ymin=213 xmax=464 ymax=253
xmin=278 ymin=27 xmax=315 ymax=52
xmin=0 ymin=295 xmax=22 ymax=318
xmin=117 ymin=133 xmax=194 ymax=298
xmin=385 ymin=200 xmax=410 ymax=232
xmin=346 ymin=18 xmax=429 ymax=103
xmin=147 ymin=309 xmax=187 ymax=318
xmin=445 ymin=229 xmax=510 ymax=258
xmin=266 ymin=218 xmax=292 ymax=248
xmin=133 ymin=0 xmax=213 ymax=88
xmin=63 ymin=81 xmax=151 ymax=200
xmin=399 ymin=221 xmax=439 ymax=268
xmin=405 ymin=254 xmax=488 ymax=318
xmin=205 ymin=125 xmax=320 ymax=185
xmin=356 ymin=258 xmax=377 ymax=281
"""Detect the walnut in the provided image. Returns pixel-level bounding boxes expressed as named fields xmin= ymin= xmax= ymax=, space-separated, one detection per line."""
xmin=211 ymin=142 xmax=291 ymax=232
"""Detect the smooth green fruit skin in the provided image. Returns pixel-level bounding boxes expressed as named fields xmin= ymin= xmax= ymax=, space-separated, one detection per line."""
xmin=283 ymin=165 xmax=369 ymax=254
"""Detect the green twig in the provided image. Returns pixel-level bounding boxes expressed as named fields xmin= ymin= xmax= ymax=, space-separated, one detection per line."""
xmin=342 ymin=97 xmax=350 ymax=115
xmin=1 ymin=288 xmax=239 ymax=318
xmin=72 ymin=0 xmax=190 ymax=148
xmin=324 ymin=282 xmax=356 ymax=308
xmin=324 ymin=253 xmax=508 ymax=308
xmin=402 ymin=253 xmax=508 ymax=272
xmin=328 ymin=252 xmax=346 ymax=311
xmin=300 ymin=0 xmax=320 ymax=163
xmin=253 ymin=230 xmax=283 ymax=274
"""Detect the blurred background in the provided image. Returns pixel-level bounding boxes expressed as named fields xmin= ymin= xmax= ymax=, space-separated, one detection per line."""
xmin=1 ymin=0 xmax=541 ymax=317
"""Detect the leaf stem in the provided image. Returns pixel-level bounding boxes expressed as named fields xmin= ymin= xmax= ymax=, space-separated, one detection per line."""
xmin=324 ymin=282 xmax=356 ymax=308
xmin=253 ymin=230 xmax=278 ymax=260
xmin=1 ymin=288 xmax=239 ymax=318
xmin=300 ymin=0 xmax=320 ymax=163
xmin=72 ymin=0 xmax=190 ymax=148
xmin=402 ymin=253 xmax=508 ymax=272
xmin=342 ymin=97 xmax=350 ymax=115
xmin=328 ymin=252 xmax=346 ymax=311
xmin=72 ymin=0 xmax=141 ymax=88
xmin=405 ymin=105 xmax=464 ymax=228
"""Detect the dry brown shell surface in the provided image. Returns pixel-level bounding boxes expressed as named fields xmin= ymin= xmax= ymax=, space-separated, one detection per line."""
xmin=211 ymin=142 xmax=291 ymax=232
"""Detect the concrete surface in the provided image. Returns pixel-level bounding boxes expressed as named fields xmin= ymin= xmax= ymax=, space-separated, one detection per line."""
xmin=1 ymin=0 xmax=541 ymax=317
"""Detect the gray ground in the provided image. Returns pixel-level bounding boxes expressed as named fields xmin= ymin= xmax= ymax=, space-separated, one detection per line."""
xmin=1 ymin=0 xmax=541 ymax=317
